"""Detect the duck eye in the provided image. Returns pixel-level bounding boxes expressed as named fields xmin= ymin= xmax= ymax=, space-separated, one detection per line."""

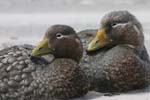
xmin=111 ymin=23 xmax=117 ymax=26
xmin=56 ymin=33 xmax=63 ymax=39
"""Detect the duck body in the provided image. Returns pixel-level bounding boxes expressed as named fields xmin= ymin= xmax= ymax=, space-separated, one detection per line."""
xmin=0 ymin=45 xmax=47 ymax=100
xmin=0 ymin=25 xmax=89 ymax=100
xmin=78 ymin=29 xmax=108 ymax=90
xmin=88 ymin=45 xmax=150 ymax=92
xmin=79 ymin=11 xmax=150 ymax=92
xmin=0 ymin=46 xmax=88 ymax=100
xmin=79 ymin=29 xmax=150 ymax=92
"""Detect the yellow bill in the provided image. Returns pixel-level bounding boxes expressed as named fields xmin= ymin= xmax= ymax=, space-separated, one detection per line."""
xmin=87 ymin=28 xmax=110 ymax=51
xmin=32 ymin=38 xmax=52 ymax=57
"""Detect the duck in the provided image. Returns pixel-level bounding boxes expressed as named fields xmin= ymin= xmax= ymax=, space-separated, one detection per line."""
xmin=80 ymin=10 xmax=150 ymax=92
xmin=0 ymin=25 xmax=89 ymax=100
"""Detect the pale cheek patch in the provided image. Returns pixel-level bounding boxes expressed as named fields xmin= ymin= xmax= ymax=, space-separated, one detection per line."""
xmin=75 ymin=38 xmax=81 ymax=44
xmin=57 ymin=35 xmax=69 ymax=39
xmin=57 ymin=36 xmax=63 ymax=39
xmin=124 ymin=44 xmax=136 ymax=49
xmin=133 ymin=25 xmax=140 ymax=35
xmin=112 ymin=23 xmax=128 ymax=28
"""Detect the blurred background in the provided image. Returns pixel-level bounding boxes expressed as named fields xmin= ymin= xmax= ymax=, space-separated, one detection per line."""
xmin=0 ymin=0 xmax=150 ymax=52
xmin=0 ymin=0 xmax=149 ymax=12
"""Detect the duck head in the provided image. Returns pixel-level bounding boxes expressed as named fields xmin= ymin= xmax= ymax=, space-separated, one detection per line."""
xmin=87 ymin=11 xmax=144 ymax=52
xmin=32 ymin=25 xmax=83 ymax=63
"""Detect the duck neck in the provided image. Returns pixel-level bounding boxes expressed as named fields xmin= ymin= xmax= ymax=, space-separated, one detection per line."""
xmin=54 ymin=50 xmax=82 ymax=63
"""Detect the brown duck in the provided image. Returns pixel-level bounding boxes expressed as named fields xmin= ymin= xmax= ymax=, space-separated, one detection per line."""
xmin=80 ymin=10 xmax=150 ymax=92
xmin=0 ymin=25 xmax=89 ymax=100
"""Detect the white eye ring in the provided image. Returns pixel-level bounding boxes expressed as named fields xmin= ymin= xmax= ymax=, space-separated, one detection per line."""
xmin=56 ymin=33 xmax=63 ymax=39
xmin=111 ymin=23 xmax=117 ymax=26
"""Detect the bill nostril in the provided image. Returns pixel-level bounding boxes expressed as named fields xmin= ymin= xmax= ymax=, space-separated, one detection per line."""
xmin=95 ymin=40 xmax=99 ymax=44
xmin=38 ymin=47 xmax=42 ymax=51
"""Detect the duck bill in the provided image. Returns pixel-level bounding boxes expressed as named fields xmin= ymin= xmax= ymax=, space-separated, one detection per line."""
xmin=87 ymin=28 xmax=110 ymax=52
xmin=32 ymin=38 xmax=53 ymax=57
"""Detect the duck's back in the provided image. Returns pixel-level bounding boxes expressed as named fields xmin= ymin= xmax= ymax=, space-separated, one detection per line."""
xmin=0 ymin=46 xmax=89 ymax=100
xmin=0 ymin=45 xmax=51 ymax=100
xmin=86 ymin=45 xmax=150 ymax=92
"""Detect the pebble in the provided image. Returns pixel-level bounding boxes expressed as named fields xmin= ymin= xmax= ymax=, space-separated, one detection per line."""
xmin=9 ymin=70 xmax=20 ymax=76
xmin=27 ymin=86 xmax=33 ymax=92
xmin=21 ymin=79 xmax=31 ymax=86
xmin=1 ymin=58 xmax=8 ymax=64
xmin=18 ymin=47 xmax=24 ymax=51
xmin=0 ymin=56 xmax=4 ymax=59
xmin=8 ymin=57 xmax=16 ymax=64
xmin=84 ymin=57 xmax=89 ymax=63
xmin=19 ymin=61 xmax=25 ymax=65
xmin=6 ymin=65 xmax=13 ymax=71
xmin=23 ymin=68 xmax=32 ymax=73
xmin=13 ymin=92 xmax=19 ymax=97
xmin=8 ymin=88 xmax=14 ymax=93
xmin=3 ymin=55 xmax=9 ymax=58
xmin=25 ymin=60 xmax=31 ymax=64
xmin=21 ymin=73 xmax=28 ymax=79
xmin=3 ymin=78 xmax=8 ymax=82
xmin=26 ymin=51 xmax=31 ymax=54
xmin=13 ymin=53 xmax=20 ymax=57
xmin=24 ymin=79 xmax=31 ymax=86
xmin=24 ymin=88 xmax=28 ymax=93
xmin=22 ymin=52 xmax=27 ymax=56
xmin=8 ymin=52 xmax=14 ymax=55
xmin=12 ymin=61 xmax=18 ymax=66
xmin=28 ymin=65 xmax=36 ymax=71
xmin=17 ymin=57 xmax=24 ymax=61
xmin=0 ymin=63 xmax=3 ymax=67
xmin=31 ymin=82 xmax=38 ymax=88
xmin=8 ymin=80 xmax=19 ymax=87
xmin=14 ymin=75 xmax=22 ymax=81
xmin=17 ymin=65 xmax=25 ymax=70
xmin=16 ymin=51 xmax=22 ymax=55
xmin=0 ymin=83 xmax=8 ymax=92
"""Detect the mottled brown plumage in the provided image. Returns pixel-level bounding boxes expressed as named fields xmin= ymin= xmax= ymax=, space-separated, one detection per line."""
xmin=80 ymin=11 xmax=150 ymax=92
xmin=0 ymin=25 xmax=89 ymax=100
xmin=44 ymin=25 xmax=83 ymax=63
